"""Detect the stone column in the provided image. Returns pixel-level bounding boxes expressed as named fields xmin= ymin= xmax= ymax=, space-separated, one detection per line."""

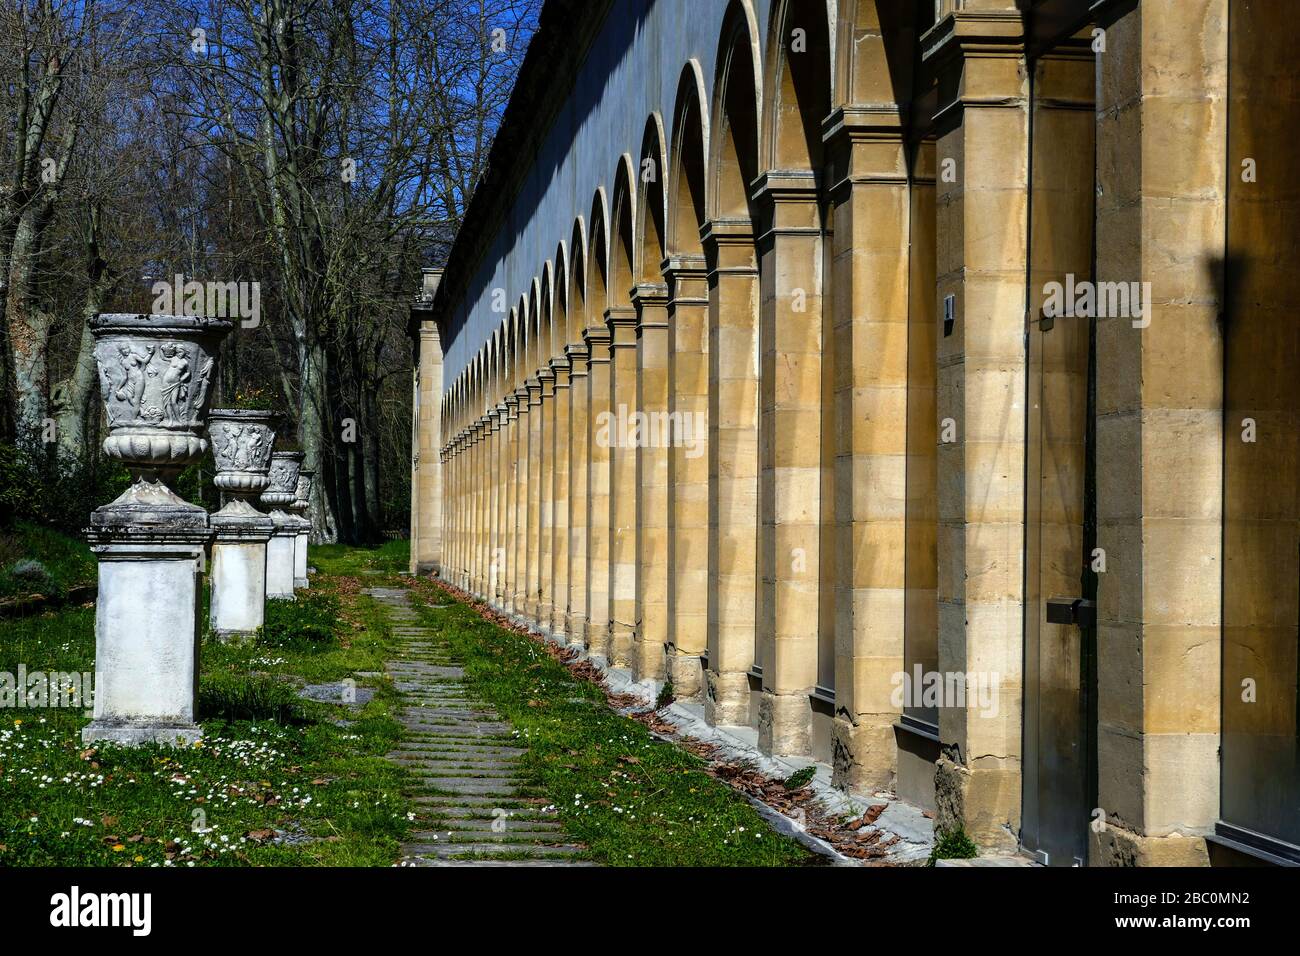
xmin=524 ymin=376 xmax=543 ymax=621
xmin=537 ymin=365 xmax=557 ymax=630
xmin=926 ymin=11 xmax=1029 ymax=850
xmin=514 ymin=385 xmax=532 ymax=618
xmin=409 ymin=269 xmax=444 ymax=575
xmin=83 ymin=312 xmax=231 ymax=747
xmin=755 ymin=172 xmax=823 ymax=757
xmin=292 ymin=469 xmax=314 ymax=590
xmin=551 ymin=356 xmax=572 ymax=637
xmin=1090 ymin=0 xmax=1226 ymax=866
xmin=704 ymin=218 xmax=761 ymax=726
xmin=607 ymin=305 xmax=639 ymax=667
xmin=262 ymin=451 xmax=305 ymax=601
xmin=207 ymin=409 xmax=276 ymax=641
xmin=585 ymin=325 xmax=613 ymax=660
xmin=665 ymin=255 xmax=710 ymax=698
xmin=472 ymin=419 xmax=487 ymax=597
xmin=633 ymin=283 xmax=670 ymax=682
xmin=490 ymin=404 xmax=508 ymax=604
xmin=825 ymin=106 xmax=917 ymax=790
xmin=566 ymin=342 xmax=591 ymax=648
xmin=503 ymin=392 xmax=521 ymax=613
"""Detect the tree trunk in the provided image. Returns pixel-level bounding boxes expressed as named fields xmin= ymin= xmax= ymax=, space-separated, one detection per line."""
xmin=301 ymin=337 xmax=339 ymax=543
xmin=362 ymin=382 xmax=383 ymax=538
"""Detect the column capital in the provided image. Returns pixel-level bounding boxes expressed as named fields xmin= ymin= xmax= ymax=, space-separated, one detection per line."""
xmin=584 ymin=323 xmax=612 ymax=360
xmin=632 ymin=282 xmax=670 ymax=334
xmin=922 ymin=9 xmax=1027 ymax=133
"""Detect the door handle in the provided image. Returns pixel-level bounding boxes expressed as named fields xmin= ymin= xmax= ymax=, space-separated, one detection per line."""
xmin=1046 ymin=597 xmax=1096 ymax=628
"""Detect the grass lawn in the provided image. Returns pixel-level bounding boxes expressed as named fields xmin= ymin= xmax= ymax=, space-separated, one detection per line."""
xmin=1 ymin=532 xmax=819 ymax=867
xmin=0 ymin=521 xmax=96 ymax=600
xmin=0 ymin=536 xmax=411 ymax=866
xmin=405 ymin=579 xmax=821 ymax=867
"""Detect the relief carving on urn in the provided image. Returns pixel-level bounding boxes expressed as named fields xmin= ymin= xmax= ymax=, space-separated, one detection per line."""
xmin=91 ymin=313 xmax=230 ymax=482
xmin=208 ymin=410 xmax=277 ymax=497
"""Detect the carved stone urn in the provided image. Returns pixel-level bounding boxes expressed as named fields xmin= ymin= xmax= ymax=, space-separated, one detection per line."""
xmin=206 ymin=410 xmax=277 ymax=640
xmin=261 ymin=451 xmax=304 ymax=600
xmin=84 ymin=313 xmax=232 ymax=749
xmin=291 ymin=470 xmax=315 ymax=589
xmin=92 ymin=313 xmax=230 ymax=488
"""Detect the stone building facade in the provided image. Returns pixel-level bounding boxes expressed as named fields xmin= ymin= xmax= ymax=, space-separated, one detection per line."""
xmin=409 ymin=0 xmax=1300 ymax=866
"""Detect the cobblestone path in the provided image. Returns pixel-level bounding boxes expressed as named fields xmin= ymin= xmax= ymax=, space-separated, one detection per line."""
xmin=365 ymin=587 xmax=591 ymax=866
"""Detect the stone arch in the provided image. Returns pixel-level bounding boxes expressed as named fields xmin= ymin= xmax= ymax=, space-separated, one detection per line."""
xmin=508 ymin=306 xmax=521 ymax=390
xmin=540 ymin=260 xmax=556 ymax=367
xmin=609 ymin=154 xmax=638 ymax=307
xmin=763 ymin=0 xmax=834 ymax=173
xmin=527 ymin=279 xmax=542 ymax=377
xmin=668 ymin=61 xmax=710 ymax=256
xmin=554 ymin=241 xmax=569 ymax=350
xmin=587 ymin=190 xmax=610 ymax=322
xmin=837 ymin=0 xmax=919 ymax=113
xmin=568 ymin=218 xmax=587 ymax=343
xmin=517 ymin=292 xmax=531 ymax=380
xmin=636 ymin=115 xmax=669 ymax=283
xmin=709 ymin=0 xmax=763 ymax=220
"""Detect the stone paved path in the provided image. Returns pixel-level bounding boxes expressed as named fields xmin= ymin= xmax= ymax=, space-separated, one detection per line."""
xmin=365 ymin=587 xmax=592 ymax=866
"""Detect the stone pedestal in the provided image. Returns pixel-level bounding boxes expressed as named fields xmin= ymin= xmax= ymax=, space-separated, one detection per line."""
xmin=209 ymin=501 xmax=274 ymax=640
xmin=207 ymin=408 xmax=278 ymax=640
xmin=266 ymin=514 xmax=298 ymax=600
xmin=261 ymin=451 xmax=305 ymax=601
xmin=83 ymin=482 xmax=209 ymax=747
xmin=292 ymin=470 xmax=315 ymax=590
xmin=83 ymin=312 xmax=231 ymax=748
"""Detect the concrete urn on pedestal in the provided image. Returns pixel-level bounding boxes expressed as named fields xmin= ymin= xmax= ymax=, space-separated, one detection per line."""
xmin=261 ymin=452 xmax=304 ymax=600
xmin=207 ymin=410 xmax=277 ymax=641
xmin=83 ymin=312 xmax=232 ymax=747
xmin=291 ymin=470 xmax=314 ymax=589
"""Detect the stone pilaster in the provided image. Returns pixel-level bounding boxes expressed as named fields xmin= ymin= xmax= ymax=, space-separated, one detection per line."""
xmin=754 ymin=171 xmax=823 ymax=757
xmin=824 ymin=105 xmax=917 ymax=790
xmin=566 ymin=343 xmax=591 ymax=648
xmin=926 ymin=9 xmax=1028 ymax=851
xmin=551 ymin=357 xmax=572 ymax=637
xmin=513 ymin=386 xmax=532 ymax=617
xmin=606 ymin=305 xmax=639 ymax=667
xmin=504 ymin=391 xmax=522 ymax=614
xmin=525 ymin=376 xmax=543 ymax=621
xmin=410 ymin=310 xmax=444 ymax=575
xmin=704 ymin=217 xmax=760 ymax=726
xmin=537 ymin=365 xmax=557 ymax=631
xmin=633 ymin=283 xmax=670 ymax=682
xmin=665 ymin=255 xmax=710 ymax=699
xmin=1089 ymin=0 xmax=1226 ymax=867
xmin=585 ymin=325 xmax=613 ymax=660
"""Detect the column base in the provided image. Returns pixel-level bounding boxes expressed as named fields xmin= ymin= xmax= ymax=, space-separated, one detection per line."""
xmin=566 ymin=613 xmax=586 ymax=651
xmin=705 ymin=669 xmax=750 ymax=726
xmin=759 ymin=691 xmax=813 ymax=757
xmin=831 ymin=713 xmax=896 ymax=792
xmin=1089 ymin=823 xmax=1211 ymax=867
xmin=609 ymin=623 xmax=635 ymax=668
xmin=537 ymin=601 xmax=554 ymax=633
xmin=587 ymin=623 xmax=610 ymax=661
xmin=934 ymin=750 xmax=1020 ymax=852
xmin=631 ymin=639 xmax=666 ymax=683
xmin=82 ymin=719 xmax=203 ymax=748
xmin=666 ymin=651 xmax=703 ymax=699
